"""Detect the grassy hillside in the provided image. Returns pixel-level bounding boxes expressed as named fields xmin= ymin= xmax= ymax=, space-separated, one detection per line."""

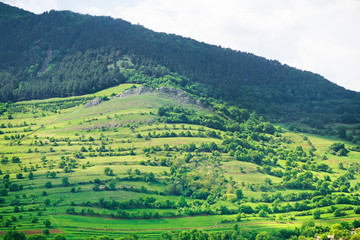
xmin=1 ymin=84 xmax=360 ymax=239
xmin=1 ymin=2 xmax=360 ymax=123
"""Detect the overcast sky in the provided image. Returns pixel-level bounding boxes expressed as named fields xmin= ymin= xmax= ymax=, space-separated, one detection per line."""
xmin=3 ymin=0 xmax=360 ymax=92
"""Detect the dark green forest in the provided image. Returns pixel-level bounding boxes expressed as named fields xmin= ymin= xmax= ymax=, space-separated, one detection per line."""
xmin=0 ymin=2 xmax=360 ymax=123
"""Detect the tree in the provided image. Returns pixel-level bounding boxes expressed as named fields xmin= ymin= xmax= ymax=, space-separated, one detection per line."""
xmin=49 ymin=172 xmax=56 ymax=178
xmin=62 ymin=177 xmax=70 ymax=187
xmin=355 ymin=207 xmax=360 ymax=214
xmin=11 ymin=156 xmax=21 ymax=163
xmin=329 ymin=143 xmax=349 ymax=156
xmin=258 ymin=210 xmax=268 ymax=218
xmin=45 ymin=181 xmax=52 ymax=188
xmin=27 ymin=235 xmax=47 ymax=240
xmin=0 ymin=188 xmax=8 ymax=196
xmin=177 ymin=196 xmax=188 ymax=208
xmin=334 ymin=209 xmax=345 ymax=217
xmin=256 ymin=231 xmax=271 ymax=240
xmin=3 ymin=230 xmax=26 ymax=240
xmin=43 ymin=229 xmax=50 ymax=236
xmin=54 ymin=235 xmax=66 ymax=240
xmin=313 ymin=209 xmax=321 ymax=219
xmin=353 ymin=219 xmax=360 ymax=228
xmin=92 ymin=184 xmax=100 ymax=191
xmin=275 ymin=215 xmax=284 ymax=223
xmin=28 ymin=172 xmax=34 ymax=180
xmin=104 ymin=167 xmax=114 ymax=176
xmin=236 ymin=189 xmax=243 ymax=199
xmin=43 ymin=199 xmax=51 ymax=206
xmin=43 ymin=219 xmax=51 ymax=228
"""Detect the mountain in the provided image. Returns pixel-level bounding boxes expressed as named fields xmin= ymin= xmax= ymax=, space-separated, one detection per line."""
xmin=0 ymin=2 xmax=359 ymax=123
xmin=2 ymin=3 xmax=360 ymax=238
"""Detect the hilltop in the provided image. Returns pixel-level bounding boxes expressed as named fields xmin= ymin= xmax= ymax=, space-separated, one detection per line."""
xmin=0 ymin=2 xmax=359 ymax=124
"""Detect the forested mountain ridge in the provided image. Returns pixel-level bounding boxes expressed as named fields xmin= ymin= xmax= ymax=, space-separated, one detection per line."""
xmin=1 ymin=2 xmax=359 ymax=123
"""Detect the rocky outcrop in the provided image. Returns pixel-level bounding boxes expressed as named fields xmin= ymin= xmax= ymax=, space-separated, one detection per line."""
xmin=83 ymin=97 xmax=102 ymax=108
xmin=115 ymin=86 xmax=202 ymax=106
xmin=84 ymin=86 xmax=202 ymax=108
xmin=114 ymin=86 xmax=154 ymax=98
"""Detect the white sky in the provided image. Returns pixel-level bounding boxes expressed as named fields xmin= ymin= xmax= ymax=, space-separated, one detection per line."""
xmin=3 ymin=0 xmax=360 ymax=92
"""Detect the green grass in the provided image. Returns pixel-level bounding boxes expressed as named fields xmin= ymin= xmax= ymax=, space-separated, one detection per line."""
xmin=1 ymin=83 xmax=360 ymax=239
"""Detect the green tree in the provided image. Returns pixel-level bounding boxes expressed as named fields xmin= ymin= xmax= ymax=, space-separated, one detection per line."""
xmin=43 ymin=229 xmax=50 ymax=236
xmin=62 ymin=177 xmax=70 ymax=186
xmin=54 ymin=235 xmax=67 ymax=240
xmin=109 ymin=181 xmax=116 ymax=191
xmin=3 ymin=230 xmax=26 ymax=240
xmin=334 ymin=209 xmax=345 ymax=217
xmin=45 ymin=181 xmax=52 ymax=188
xmin=177 ymin=196 xmax=188 ymax=207
xmin=313 ymin=209 xmax=321 ymax=219
xmin=43 ymin=219 xmax=51 ymax=228
xmin=27 ymin=235 xmax=47 ymax=240
xmin=258 ymin=210 xmax=268 ymax=218
xmin=236 ymin=189 xmax=243 ymax=199
xmin=43 ymin=199 xmax=51 ymax=206
xmin=255 ymin=231 xmax=271 ymax=240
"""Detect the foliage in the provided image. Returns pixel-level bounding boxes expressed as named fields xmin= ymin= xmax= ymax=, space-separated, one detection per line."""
xmin=1 ymin=2 xmax=360 ymax=124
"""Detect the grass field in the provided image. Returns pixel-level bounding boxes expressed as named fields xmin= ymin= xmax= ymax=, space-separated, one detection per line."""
xmin=1 ymin=83 xmax=360 ymax=239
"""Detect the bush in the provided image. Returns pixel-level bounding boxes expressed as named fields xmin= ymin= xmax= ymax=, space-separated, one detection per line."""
xmin=16 ymin=173 xmax=23 ymax=179
xmin=313 ymin=210 xmax=321 ymax=219
xmin=354 ymin=207 xmax=360 ymax=214
xmin=43 ymin=229 xmax=50 ymax=236
xmin=27 ymin=235 xmax=47 ymax=240
xmin=3 ymin=230 xmax=26 ymax=240
xmin=334 ymin=209 xmax=345 ymax=217
xmin=54 ymin=235 xmax=66 ymax=240
xmin=43 ymin=219 xmax=51 ymax=228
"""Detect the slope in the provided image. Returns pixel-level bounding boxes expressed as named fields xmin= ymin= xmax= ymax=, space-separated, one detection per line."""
xmin=1 ymin=83 xmax=360 ymax=239
xmin=0 ymin=2 xmax=359 ymax=123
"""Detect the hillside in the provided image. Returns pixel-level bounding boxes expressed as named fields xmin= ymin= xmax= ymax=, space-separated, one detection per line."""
xmin=0 ymin=2 xmax=360 ymax=123
xmin=1 ymin=83 xmax=360 ymax=239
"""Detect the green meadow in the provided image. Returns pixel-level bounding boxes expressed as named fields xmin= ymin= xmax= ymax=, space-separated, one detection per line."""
xmin=1 ymin=83 xmax=360 ymax=239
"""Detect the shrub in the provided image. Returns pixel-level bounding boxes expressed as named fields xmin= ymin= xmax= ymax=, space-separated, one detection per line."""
xmin=354 ymin=207 xmax=360 ymax=214
xmin=43 ymin=219 xmax=51 ymax=228
xmin=313 ymin=210 xmax=321 ymax=219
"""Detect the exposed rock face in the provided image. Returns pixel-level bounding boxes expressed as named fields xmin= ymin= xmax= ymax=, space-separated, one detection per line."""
xmin=115 ymin=86 xmax=154 ymax=98
xmin=83 ymin=97 xmax=102 ymax=108
xmin=156 ymin=87 xmax=199 ymax=105
xmin=84 ymin=86 xmax=202 ymax=108
xmin=115 ymin=86 xmax=201 ymax=105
